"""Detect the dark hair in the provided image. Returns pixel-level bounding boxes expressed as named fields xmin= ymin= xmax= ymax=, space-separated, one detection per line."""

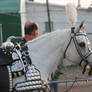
xmin=24 ymin=22 xmax=39 ymax=35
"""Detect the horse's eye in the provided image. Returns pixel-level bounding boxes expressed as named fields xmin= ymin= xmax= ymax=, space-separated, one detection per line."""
xmin=79 ymin=42 xmax=85 ymax=47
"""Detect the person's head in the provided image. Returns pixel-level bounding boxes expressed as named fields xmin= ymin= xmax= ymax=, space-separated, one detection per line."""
xmin=24 ymin=21 xmax=39 ymax=41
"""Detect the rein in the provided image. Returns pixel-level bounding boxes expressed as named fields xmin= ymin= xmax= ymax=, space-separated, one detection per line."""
xmin=64 ymin=27 xmax=92 ymax=75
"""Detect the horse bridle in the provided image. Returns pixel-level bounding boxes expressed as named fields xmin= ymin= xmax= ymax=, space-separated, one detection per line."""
xmin=64 ymin=27 xmax=92 ymax=75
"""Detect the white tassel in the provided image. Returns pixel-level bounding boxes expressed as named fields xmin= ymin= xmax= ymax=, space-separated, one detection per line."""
xmin=65 ymin=3 xmax=77 ymax=26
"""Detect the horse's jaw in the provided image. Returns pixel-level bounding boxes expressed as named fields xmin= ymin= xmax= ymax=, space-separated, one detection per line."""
xmin=65 ymin=38 xmax=81 ymax=64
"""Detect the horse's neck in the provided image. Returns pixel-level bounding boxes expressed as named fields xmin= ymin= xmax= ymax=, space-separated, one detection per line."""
xmin=27 ymin=29 xmax=71 ymax=81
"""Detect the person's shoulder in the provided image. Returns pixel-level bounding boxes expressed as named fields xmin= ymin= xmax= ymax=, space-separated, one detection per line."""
xmin=20 ymin=38 xmax=27 ymax=46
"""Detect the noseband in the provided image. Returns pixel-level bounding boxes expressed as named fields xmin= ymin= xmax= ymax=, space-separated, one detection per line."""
xmin=64 ymin=27 xmax=92 ymax=75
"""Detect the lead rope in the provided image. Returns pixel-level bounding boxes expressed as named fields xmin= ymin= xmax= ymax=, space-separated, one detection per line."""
xmin=64 ymin=77 xmax=77 ymax=92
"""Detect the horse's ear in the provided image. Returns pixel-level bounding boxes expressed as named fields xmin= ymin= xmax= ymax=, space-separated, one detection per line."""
xmin=77 ymin=20 xmax=88 ymax=32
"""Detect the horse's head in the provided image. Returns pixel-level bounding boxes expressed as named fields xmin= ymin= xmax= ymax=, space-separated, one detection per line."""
xmin=65 ymin=3 xmax=92 ymax=75
xmin=65 ymin=21 xmax=92 ymax=75
xmin=76 ymin=21 xmax=92 ymax=75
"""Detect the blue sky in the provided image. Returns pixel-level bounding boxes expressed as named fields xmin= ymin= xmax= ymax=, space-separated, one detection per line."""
xmin=35 ymin=0 xmax=92 ymax=8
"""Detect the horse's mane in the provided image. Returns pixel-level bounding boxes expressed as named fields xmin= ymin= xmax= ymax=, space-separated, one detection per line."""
xmin=27 ymin=30 xmax=57 ymax=44
xmin=27 ymin=28 xmax=70 ymax=46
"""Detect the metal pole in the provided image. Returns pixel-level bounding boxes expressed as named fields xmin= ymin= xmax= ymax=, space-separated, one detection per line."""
xmin=47 ymin=78 xmax=92 ymax=84
xmin=0 ymin=24 xmax=2 ymax=46
xmin=46 ymin=0 xmax=51 ymax=32
xmin=78 ymin=0 xmax=80 ymax=7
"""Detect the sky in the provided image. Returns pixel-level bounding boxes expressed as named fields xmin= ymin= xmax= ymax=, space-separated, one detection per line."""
xmin=35 ymin=0 xmax=92 ymax=8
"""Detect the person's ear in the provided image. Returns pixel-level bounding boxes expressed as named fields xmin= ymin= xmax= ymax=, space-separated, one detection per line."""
xmin=34 ymin=30 xmax=38 ymax=37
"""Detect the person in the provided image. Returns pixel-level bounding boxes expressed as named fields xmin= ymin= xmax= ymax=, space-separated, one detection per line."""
xmin=20 ymin=21 xmax=39 ymax=65
xmin=20 ymin=21 xmax=39 ymax=48
xmin=24 ymin=21 xmax=39 ymax=42
xmin=24 ymin=21 xmax=39 ymax=41
xmin=11 ymin=21 xmax=41 ymax=92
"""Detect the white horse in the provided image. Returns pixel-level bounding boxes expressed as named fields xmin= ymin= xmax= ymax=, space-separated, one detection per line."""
xmin=27 ymin=21 xmax=92 ymax=81
xmin=12 ymin=3 xmax=92 ymax=92
xmin=26 ymin=3 xmax=92 ymax=81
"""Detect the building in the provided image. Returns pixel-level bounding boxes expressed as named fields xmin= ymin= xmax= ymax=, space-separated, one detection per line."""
xmin=23 ymin=1 xmax=92 ymax=66
xmin=24 ymin=1 xmax=92 ymax=37
xmin=0 ymin=0 xmax=21 ymax=43
xmin=24 ymin=1 xmax=68 ymax=35
xmin=0 ymin=0 xmax=92 ymax=42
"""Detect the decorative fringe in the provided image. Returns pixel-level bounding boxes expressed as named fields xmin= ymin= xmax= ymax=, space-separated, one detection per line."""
xmin=65 ymin=3 xmax=77 ymax=26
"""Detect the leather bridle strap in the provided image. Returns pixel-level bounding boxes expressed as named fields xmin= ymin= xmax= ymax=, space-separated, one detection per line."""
xmin=64 ymin=27 xmax=92 ymax=75
xmin=73 ymin=33 xmax=92 ymax=75
xmin=64 ymin=29 xmax=92 ymax=62
xmin=73 ymin=33 xmax=92 ymax=61
xmin=64 ymin=37 xmax=73 ymax=58
xmin=73 ymin=35 xmax=87 ymax=60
